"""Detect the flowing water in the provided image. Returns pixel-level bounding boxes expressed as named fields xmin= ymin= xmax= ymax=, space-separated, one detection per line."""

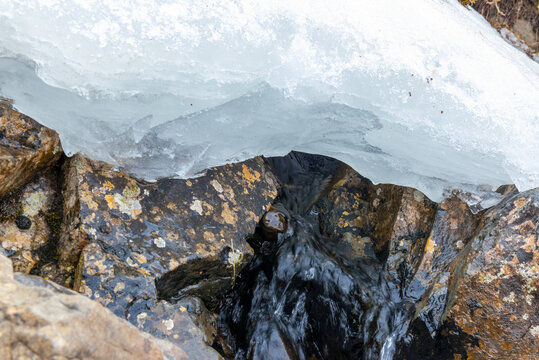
xmin=216 ymin=153 xmax=414 ymax=360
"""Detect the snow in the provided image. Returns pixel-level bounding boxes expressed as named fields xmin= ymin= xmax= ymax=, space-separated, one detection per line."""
xmin=0 ymin=0 xmax=538 ymax=202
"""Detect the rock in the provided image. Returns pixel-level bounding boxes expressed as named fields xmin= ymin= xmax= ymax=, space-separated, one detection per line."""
xmin=0 ymin=252 xmax=204 ymax=360
xmin=218 ymin=152 xmax=539 ymax=359
xmin=441 ymin=189 xmax=539 ymax=359
xmin=262 ymin=207 xmax=287 ymax=234
xmin=496 ymin=183 xmax=519 ymax=198
xmin=0 ymin=172 xmax=62 ymax=275
xmin=54 ymin=153 xmax=279 ymax=343
xmin=134 ymin=297 xmax=220 ymax=358
xmin=315 ymin=164 xmax=438 ymax=281
xmin=0 ymin=100 xmax=62 ymax=199
xmin=461 ymin=0 xmax=539 ymax=56
xmin=397 ymin=188 xmax=539 ymax=359
xmin=218 ymin=153 xmax=440 ymax=359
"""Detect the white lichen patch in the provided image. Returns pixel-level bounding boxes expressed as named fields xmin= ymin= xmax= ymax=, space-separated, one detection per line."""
xmin=113 ymin=184 xmax=142 ymax=217
xmin=162 ymin=319 xmax=174 ymax=331
xmin=530 ymin=326 xmax=539 ymax=337
xmin=136 ymin=312 xmax=147 ymax=327
xmin=190 ymin=198 xmax=203 ymax=215
xmin=22 ymin=190 xmax=47 ymax=216
xmin=154 ymin=237 xmax=166 ymax=248
xmin=126 ymin=257 xmax=136 ymax=267
xmin=228 ymin=249 xmax=242 ymax=265
xmin=211 ymin=179 xmax=224 ymax=193
xmin=503 ymin=292 xmax=515 ymax=303
xmin=113 ymin=282 xmax=125 ymax=292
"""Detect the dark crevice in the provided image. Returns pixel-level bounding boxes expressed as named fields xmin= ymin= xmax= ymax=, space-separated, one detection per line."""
xmin=28 ymin=154 xmax=67 ymax=277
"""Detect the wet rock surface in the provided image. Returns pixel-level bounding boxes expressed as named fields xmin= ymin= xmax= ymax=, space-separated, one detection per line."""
xmin=0 ymin=100 xmax=62 ymax=199
xmin=398 ymin=189 xmax=539 ymax=360
xmin=55 ymin=153 xmax=279 ymax=345
xmin=217 ymin=152 xmax=539 ymax=360
xmin=0 ymin=252 xmax=192 ymax=360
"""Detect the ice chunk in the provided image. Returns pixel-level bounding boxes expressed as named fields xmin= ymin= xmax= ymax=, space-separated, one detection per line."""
xmin=0 ymin=0 xmax=537 ymax=201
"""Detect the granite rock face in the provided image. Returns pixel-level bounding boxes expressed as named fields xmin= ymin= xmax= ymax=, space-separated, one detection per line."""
xmin=0 ymin=252 xmax=198 ymax=360
xmin=0 ymin=100 xmax=62 ymax=199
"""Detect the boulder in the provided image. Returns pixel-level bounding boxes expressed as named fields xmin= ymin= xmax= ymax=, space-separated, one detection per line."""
xmin=0 ymin=100 xmax=62 ymax=199
xmin=0 ymin=252 xmax=217 ymax=360
xmin=54 ymin=153 xmax=279 ymax=343
xmin=396 ymin=188 xmax=539 ymax=359
xmin=441 ymin=189 xmax=539 ymax=359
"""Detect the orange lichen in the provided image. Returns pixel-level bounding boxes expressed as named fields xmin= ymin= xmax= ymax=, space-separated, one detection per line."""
xmin=242 ymin=164 xmax=260 ymax=184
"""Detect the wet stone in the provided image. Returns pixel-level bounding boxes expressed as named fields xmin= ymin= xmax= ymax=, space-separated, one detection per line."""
xmin=217 ymin=152 xmax=539 ymax=360
xmin=262 ymin=208 xmax=287 ymax=233
xmin=57 ymin=153 xmax=279 ymax=345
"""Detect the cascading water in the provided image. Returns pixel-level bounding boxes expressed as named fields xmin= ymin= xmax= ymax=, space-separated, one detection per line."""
xmin=215 ymin=153 xmax=416 ymax=360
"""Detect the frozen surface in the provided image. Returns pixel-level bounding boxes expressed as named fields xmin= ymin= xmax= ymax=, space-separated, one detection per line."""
xmin=0 ymin=0 xmax=538 ymax=202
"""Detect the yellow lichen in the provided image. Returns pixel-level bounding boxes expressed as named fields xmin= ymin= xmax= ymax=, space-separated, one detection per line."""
xmin=105 ymin=194 xmax=116 ymax=209
xmin=242 ymin=164 xmax=260 ymax=184
xmin=425 ymin=236 xmax=436 ymax=253
xmin=103 ymin=181 xmax=115 ymax=190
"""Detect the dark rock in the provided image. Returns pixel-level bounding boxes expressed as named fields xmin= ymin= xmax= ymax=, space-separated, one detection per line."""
xmin=53 ymin=153 xmax=279 ymax=345
xmin=15 ymin=215 xmax=31 ymax=230
xmin=218 ymin=152 xmax=539 ymax=360
xmin=218 ymin=153 xmax=439 ymax=359
xmin=262 ymin=207 xmax=287 ymax=234
xmin=496 ymin=183 xmax=519 ymax=197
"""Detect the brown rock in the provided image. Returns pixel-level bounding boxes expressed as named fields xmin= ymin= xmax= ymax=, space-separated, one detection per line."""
xmin=316 ymin=166 xmax=438 ymax=276
xmin=462 ymin=0 xmax=539 ymax=55
xmin=0 ymin=100 xmax=62 ymax=200
xmin=396 ymin=188 xmax=539 ymax=359
xmin=0 ymin=172 xmax=61 ymax=275
xmin=0 ymin=252 xmax=197 ymax=360
xmin=444 ymin=189 xmax=539 ymax=359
